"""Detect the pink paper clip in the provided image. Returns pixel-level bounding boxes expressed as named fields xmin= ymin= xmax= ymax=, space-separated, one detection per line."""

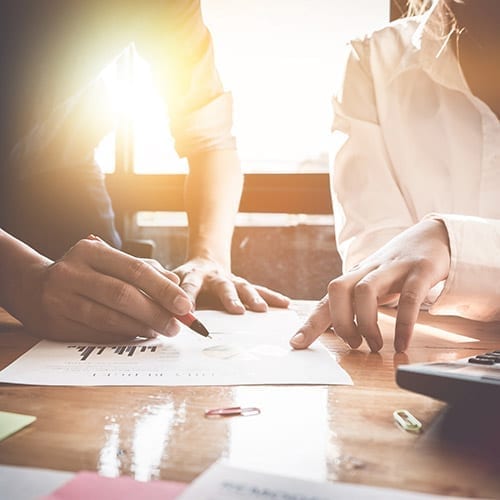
xmin=204 ymin=406 xmax=261 ymax=418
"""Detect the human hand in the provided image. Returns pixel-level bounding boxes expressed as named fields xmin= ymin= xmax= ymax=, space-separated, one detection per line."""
xmin=22 ymin=236 xmax=192 ymax=342
xmin=290 ymin=219 xmax=451 ymax=352
xmin=173 ymin=256 xmax=290 ymax=314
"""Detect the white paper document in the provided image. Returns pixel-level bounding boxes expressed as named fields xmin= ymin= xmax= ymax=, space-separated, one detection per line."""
xmin=178 ymin=462 xmax=469 ymax=500
xmin=0 ymin=309 xmax=352 ymax=387
xmin=0 ymin=465 xmax=73 ymax=500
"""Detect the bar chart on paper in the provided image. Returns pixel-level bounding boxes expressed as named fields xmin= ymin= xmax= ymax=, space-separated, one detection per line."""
xmin=69 ymin=344 xmax=161 ymax=361
xmin=66 ymin=343 xmax=187 ymax=380
xmin=0 ymin=310 xmax=352 ymax=387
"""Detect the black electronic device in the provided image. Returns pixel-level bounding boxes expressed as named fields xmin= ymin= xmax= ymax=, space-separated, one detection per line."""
xmin=396 ymin=350 xmax=500 ymax=407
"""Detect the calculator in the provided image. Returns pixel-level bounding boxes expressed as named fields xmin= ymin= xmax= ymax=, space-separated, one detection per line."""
xmin=396 ymin=350 xmax=500 ymax=408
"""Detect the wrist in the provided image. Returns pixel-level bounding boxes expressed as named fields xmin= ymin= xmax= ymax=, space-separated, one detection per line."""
xmin=0 ymin=230 xmax=52 ymax=325
xmin=186 ymin=250 xmax=231 ymax=274
xmin=422 ymin=217 xmax=451 ymax=254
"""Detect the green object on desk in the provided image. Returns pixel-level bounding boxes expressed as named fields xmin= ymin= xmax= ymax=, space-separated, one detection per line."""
xmin=393 ymin=409 xmax=422 ymax=434
xmin=0 ymin=410 xmax=36 ymax=441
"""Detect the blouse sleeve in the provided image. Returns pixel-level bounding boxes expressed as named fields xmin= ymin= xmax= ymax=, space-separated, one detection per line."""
xmin=425 ymin=213 xmax=500 ymax=321
xmin=330 ymin=38 xmax=414 ymax=272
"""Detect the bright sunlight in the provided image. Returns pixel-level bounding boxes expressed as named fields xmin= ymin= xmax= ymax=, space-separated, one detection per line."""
xmin=96 ymin=0 xmax=389 ymax=175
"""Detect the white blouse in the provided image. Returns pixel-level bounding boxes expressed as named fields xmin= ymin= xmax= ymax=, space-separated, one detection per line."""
xmin=330 ymin=7 xmax=500 ymax=321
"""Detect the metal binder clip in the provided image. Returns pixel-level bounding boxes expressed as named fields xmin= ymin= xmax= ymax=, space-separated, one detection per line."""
xmin=204 ymin=406 xmax=261 ymax=418
xmin=393 ymin=409 xmax=422 ymax=433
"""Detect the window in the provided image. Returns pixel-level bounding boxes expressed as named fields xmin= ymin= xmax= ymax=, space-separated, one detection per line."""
xmin=204 ymin=0 xmax=388 ymax=173
xmin=99 ymin=1 xmax=389 ymax=177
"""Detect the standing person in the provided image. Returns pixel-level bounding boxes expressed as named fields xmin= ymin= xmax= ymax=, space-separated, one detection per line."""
xmin=0 ymin=0 xmax=289 ymax=343
xmin=291 ymin=0 xmax=500 ymax=352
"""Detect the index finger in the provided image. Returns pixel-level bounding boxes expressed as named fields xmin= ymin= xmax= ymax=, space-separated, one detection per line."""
xmin=79 ymin=239 xmax=192 ymax=315
xmin=178 ymin=270 xmax=204 ymax=308
xmin=394 ymin=272 xmax=433 ymax=352
xmin=290 ymin=295 xmax=331 ymax=349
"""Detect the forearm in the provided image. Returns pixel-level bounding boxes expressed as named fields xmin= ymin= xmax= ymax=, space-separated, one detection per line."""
xmin=0 ymin=229 xmax=52 ymax=322
xmin=184 ymin=149 xmax=243 ymax=271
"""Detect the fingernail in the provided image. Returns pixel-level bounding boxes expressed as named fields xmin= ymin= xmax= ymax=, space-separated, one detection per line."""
xmin=291 ymin=332 xmax=305 ymax=347
xmin=348 ymin=334 xmax=363 ymax=350
xmin=253 ymin=298 xmax=268 ymax=311
xmin=363 ymin=335 xmax=377 ymax=352
xmin=232 ymin=300 xmax=244 ymax=309
xmin=395 ymin=339 xmax=406 ymax=353
xmin=173 ymin=295 xmax=191 ymax=314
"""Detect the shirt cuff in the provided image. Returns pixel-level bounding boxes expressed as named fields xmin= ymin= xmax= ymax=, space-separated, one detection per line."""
xmin=425 ymin=213 xmax=500 ymax=321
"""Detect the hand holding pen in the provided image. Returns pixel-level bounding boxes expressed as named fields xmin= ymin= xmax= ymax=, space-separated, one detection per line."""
xmin=86 ymin=235 xmax=211 ymax=339
xmin=17 ymin=234 xmax=210 ymax=343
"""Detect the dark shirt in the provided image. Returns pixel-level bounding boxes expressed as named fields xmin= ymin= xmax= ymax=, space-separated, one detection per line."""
xmin=0 ymin=0 xmax=234 ymax=174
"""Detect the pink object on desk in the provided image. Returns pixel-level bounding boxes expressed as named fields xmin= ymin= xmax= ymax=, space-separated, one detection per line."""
xmin=40 ymin=471 xmax=187 ymax=500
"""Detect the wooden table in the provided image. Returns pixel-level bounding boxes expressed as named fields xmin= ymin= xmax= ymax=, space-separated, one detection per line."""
xmin=1 ymin=303 xmax=499 ymax=497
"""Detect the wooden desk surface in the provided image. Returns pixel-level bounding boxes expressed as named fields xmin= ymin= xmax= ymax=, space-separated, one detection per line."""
xmin=0 ymin=304 xmax=499 ymax=497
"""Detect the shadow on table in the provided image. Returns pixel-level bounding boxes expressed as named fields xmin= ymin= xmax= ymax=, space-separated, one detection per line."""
xmin=421 ymin=403 xmax=500 ymax=461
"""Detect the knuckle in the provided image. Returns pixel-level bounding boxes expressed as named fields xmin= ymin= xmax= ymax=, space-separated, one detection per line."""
xmin=181 ymin=276 xmax=201 ymax=289
xmin=111 ymin=282 xmax=132 ymax=308
xmin=353 ymin=280 xmax=374 ymax=300
xmin=128 ymin=258 xmax=148 ymax=281
xmin=306 ymin=301 xmax=333 ymax=331
xmin=157 ymin=279 xmax=177 ymax=304
xmin=232 ymin=275 xmax=249 ymax=286
xmin=413 ymin=257 xmax=434 ymax=273
xmin=399 ymin=289 xmax=421 ymax=307
xmin=209 ymin=272 xmax=231 ymax=286
xmin=71 ymin=238 xmax=95 ymax=256
xmin=181 ymin=282 xmax=199 ymax=295
xmin=327 ymin=278 xmax=348 ymax=297
xmin=303 ymin=316 xmax=323 ymax=334
xmin=396 ymin=320 xmax=412 ymax=332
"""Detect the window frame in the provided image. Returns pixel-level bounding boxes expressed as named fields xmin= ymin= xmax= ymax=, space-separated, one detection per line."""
xmin=106 ymin=93 xmax=332 ymax=233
